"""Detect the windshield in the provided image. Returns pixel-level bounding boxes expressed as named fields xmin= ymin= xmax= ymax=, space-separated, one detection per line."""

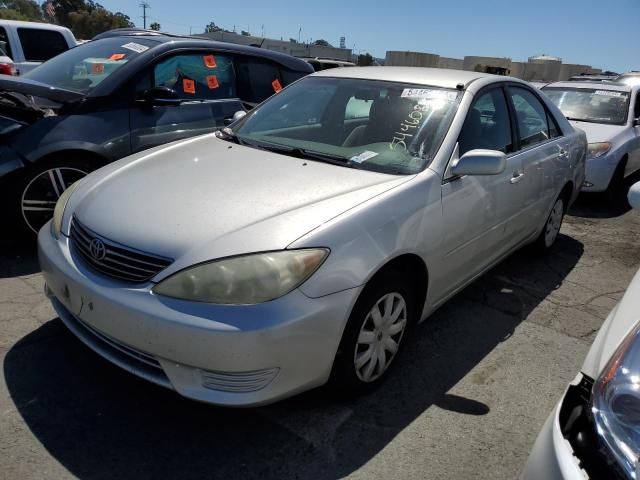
xmin=232 ymin=76 xmax=461 ymax=174
xmin=543 ymin=87 xmax=630 ymax=125
xmin=24 ymin=37 xmax=157 ymax=94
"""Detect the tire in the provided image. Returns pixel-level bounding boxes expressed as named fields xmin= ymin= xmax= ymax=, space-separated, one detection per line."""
xmin=535 ymin=196 xmax=565 ymax=251
xmin=606 ymin=159 xmax=628 ymax=207
xmin=329 ymin=270 xmax=417 ymax=395
xmin=7 ymin=155 xmax=96 ymax=238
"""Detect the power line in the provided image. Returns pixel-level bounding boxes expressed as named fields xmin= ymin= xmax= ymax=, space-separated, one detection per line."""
xmin=139 ymin=2 xmax=150 ymax=29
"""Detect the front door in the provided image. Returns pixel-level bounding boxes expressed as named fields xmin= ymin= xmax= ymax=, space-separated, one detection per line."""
xmin=129 ymin=51 xmax=245 ymax=153
xmin=437 ymin=86 xmax=525 ymax=298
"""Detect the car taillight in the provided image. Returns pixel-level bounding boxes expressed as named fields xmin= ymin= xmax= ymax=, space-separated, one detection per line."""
xmin=0 ymin=63 xmax=16 ymax=75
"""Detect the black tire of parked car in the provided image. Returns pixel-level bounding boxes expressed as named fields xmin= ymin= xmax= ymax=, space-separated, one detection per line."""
xmin=534 ymin=194 xmax=566 ymax=251
xmin=606 ymin=157 xmax=628 ymax=207
xmin=329 ymin=269 xmax=417 ymax=395
xmin=6 ymin=154 xmax=98 ymax=238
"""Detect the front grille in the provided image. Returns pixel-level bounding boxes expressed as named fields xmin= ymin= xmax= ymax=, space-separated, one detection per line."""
xmin=200 ymin=368 xmax=279 ymax=393
xmin=70 ymin=217 xmax=173 ymax=283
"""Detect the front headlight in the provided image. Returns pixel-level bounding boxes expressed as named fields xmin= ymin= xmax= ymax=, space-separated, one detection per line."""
xmin=587 ymin=142 xmax=612 ymax=159
xmin=51 ymin=182 xmax=79 ymax=239
xmin=152 ymin=249 xmax=329 ymax=304
xmin=592 ymin=321 xmax=640 ymax=478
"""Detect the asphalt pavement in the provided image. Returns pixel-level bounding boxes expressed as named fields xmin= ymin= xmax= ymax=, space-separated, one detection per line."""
xmin=1 ymin=194 xmax=639 ymax=480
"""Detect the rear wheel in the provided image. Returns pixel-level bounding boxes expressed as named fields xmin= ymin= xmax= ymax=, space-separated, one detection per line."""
xmin=9 ymin=156 xmax=96 ymax=237
xmin=329 ymin=270 xmax=416 ymax=394
xmin=535 ymin=196 xmax=565 ymax=251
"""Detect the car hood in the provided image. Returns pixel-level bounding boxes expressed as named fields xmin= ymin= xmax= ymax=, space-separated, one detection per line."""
xmin=70 ymin=134 xmax=410 ymax=271
xmin=0 ymin=76 xmax=83 ymax=104
xmin=569 ymin=120 xmax=626 ymax=144
xmin=582 ymin=268 xmax=640 ymax=379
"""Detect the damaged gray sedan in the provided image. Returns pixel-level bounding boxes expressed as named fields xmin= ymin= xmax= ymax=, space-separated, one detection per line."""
xmin=39 ymin=67 xmax=586 ymax=406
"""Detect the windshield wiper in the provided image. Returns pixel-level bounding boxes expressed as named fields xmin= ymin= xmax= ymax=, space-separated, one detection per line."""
xmin=246 ymin=142 xmax=355 ymax=166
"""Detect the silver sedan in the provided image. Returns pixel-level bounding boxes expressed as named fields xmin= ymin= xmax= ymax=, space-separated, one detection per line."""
xmin=38 ymin=67 xmax=586 ymax=406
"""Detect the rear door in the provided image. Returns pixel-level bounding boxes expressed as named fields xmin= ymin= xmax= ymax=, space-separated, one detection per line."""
xmin=15 ymin=27 xmax=70 ymax=74
xmin=506 ymin=85 xmax=567 ymax=235
xmin=129 ymin=51 xmax=244 ymax=152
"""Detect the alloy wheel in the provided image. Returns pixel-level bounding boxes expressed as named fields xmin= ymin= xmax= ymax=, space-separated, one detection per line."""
xmin=354 ymin=292 xmax=407 ymax=383
xmin=544 ymin=199 xmax=564 ymax=248
xmin=21 ymin=167 xmax=87 ymax=234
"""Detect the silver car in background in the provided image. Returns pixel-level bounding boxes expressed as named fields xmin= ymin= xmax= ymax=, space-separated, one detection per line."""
xmin=542 ymin=81 xmax=640 ymax=198
xmin=522 ymin=183 xmax=640 ymax=480
xmin=38 ymin=67 xmax=586 ymax=406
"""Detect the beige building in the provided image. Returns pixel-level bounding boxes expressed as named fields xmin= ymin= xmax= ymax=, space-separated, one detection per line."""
xmin=198 ymin=31 xmax=353 ymax=62
xmin=383 ymin=50 xmax=600 ymax=82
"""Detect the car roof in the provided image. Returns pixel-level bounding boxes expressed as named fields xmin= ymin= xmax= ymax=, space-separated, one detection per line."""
xmin=0 ymin=19 xmax=72 ymax=32
xmin=90 ymin=34 xmax=313 ymax=73
xmin=544 ymin=81 xmax=633 ymax=92
xmin=310 ymin=66 xmax=500 ymax=89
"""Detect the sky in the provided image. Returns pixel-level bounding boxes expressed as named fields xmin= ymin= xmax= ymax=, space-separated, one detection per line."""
xmin=100 ymin=0 xmax=638 ymax=73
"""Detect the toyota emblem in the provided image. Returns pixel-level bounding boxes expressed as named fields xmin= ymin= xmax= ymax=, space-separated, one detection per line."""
xmin=89 ymin=238 xmax=106 ymax=260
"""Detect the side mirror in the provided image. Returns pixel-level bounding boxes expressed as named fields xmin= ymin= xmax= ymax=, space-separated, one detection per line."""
xmin=628 ymin=181 xmax=640 ymax=209
xmin=224 ymin=110 xmax=247 ymax=126
xmin=450 ymin=149 xmax=507 ymax=176
xmin=137 ymin=86 xmax=182 ymax=107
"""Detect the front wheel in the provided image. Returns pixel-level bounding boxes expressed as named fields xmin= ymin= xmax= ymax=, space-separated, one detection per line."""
xmin=10 ymin=158 xmax=95 ymax=237
xmin=535 ymin=196 xmax=565 ymax=250
xmin=329 ymin=271 xmax=415 ymax=394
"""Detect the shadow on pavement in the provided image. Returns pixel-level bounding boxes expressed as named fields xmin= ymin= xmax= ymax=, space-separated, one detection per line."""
xmin=569 ymin=171 xmax=640 ymax=219
xmin=3 ymin=234 xmax=583 ymax=480
xmin=0 ymin=237 xmax=39 ymax=278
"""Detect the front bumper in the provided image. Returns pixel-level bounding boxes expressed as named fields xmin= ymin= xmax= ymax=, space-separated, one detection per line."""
xmin=38 ymin=225 xmax=360 ymax=407
xmin=581 ymin=154 xmax=619 ymax=192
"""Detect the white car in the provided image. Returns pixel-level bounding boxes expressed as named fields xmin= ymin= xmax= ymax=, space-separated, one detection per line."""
xmin=0 ymin=20 xmax=76 ymax=75
xmin=543 ymin=81 xmax=640 ymax=199
xmin=522 ymin=181 xmax=640 ymax=479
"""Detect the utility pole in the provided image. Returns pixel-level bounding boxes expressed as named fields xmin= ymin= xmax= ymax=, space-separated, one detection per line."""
xmin=298 ymin=27 xmax=301 ymax=43
xmin=139 ymin=2 xmax=150 ymax=29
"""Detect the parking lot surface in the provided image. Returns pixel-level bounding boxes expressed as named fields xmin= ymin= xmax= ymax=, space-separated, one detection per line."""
xmin=1 ymin=195 xmax=639 ymax=480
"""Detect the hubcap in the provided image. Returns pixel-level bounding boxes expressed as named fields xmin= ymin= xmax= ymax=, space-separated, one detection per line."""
xmin=544 ymin=199 xmax=564 ymax=247
xmin=21 ymin=167 xmax=87 ymax=234
xmin=354 ymin=292 xmax=407 ymax=383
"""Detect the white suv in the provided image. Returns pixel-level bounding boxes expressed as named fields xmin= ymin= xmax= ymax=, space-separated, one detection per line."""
xmin=0 ymin=20 xmax=76 ymax=75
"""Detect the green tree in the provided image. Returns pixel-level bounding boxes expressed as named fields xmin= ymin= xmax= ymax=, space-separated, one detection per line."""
xmin=313 ymin=39 xmax=331 ymax=47
xmin=0 ymin=0 xmax=42 ymax=21
xmin=204 ymin=21 xmax=220 ymax=33
xmin=357 ymin=52 xmax=374 ymax=66
xmin=149 ymin=21 xmax=160 ymax=30
xmin=51 ymin=0 xmax=133 ymax=38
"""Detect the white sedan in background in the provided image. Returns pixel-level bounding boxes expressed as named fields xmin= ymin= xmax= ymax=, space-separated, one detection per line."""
xmin=522 ymin=181 xmax=640 ymax=479
xmin=542 ymin=81 xmax=640 ymax=201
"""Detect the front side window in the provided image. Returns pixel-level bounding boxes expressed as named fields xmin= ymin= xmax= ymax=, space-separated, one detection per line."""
xmin=152 ymin=53 xmax=237 ymax=100
xmin=17 ymin=28 xmax=68 ymax=62
xmin=25 ymin=37 xmax=157 ymax=94
xmin=233 ymin=77 xmax=462 ymax=175
xmin=458 ymin=88 xmax=513 ymax=155
xmin=543 ymin=87 xmax=630 ymax=125
xmin=234 ymin=57 xmax=284 ymax=105
xmin=509 ymin=87 xmax=554 ymax=148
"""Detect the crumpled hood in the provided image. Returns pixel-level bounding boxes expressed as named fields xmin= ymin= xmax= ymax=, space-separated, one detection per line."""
xmin=582 ymin=268 xmax=640 ymax=379
xmin=569 ymin=120 xmax=626 ymax=144
xmin=70 ymin=134 xmax=409 ymax=269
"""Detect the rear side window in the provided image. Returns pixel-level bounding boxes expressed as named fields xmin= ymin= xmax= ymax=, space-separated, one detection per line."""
xmin=509 ymin=87 xmax=557 ymax=148
xmin=458 ymin=88 xmax=513 ymax=155
xmin=17 ymin=28 xmax=68 ymax=62
xmin=0 ymin=27 xmax=13 ymax=59
xmin=152 ymin=53 xmax=237 ymax=100
xmin=235 ymin=57 xmax=285 ymax=104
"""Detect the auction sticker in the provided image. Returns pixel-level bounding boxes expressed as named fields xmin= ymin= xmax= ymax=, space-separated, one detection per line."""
xmin=351 ymin=151 xmax=378 ymax=163
xmin=401 ymin=88 xmax=457 ymax=100
xmin=595 ymin=90 xmax=623 ymax=97
xmin=121 ymin=42 xmax=149 ymax=53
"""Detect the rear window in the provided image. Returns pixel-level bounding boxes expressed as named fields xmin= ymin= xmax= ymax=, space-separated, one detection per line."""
xmin=0 ymin=27 xmax=12 ymax=59
xmin=17 ymin=28 xmax=68 ymax=62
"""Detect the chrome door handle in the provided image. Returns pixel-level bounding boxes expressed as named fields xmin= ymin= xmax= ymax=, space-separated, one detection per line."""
xmin=510 ymin=172 xmax=525 ymax=184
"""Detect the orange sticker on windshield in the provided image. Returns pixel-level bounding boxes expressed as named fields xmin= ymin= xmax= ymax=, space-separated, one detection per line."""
xmin=206 ymin=75 xmax=219 ymax=89
xmin=272 ymin=78 xmax=283 ymax=92
xmin=109 ymin=53 xmax=126 ymax=61
xmin=91 ymin=63 xmax=104 ymax=74
xmin=203 ymin=55 xmax=217 ymax=68
xmin=182 ymin=78 xmax=195 ymax=94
